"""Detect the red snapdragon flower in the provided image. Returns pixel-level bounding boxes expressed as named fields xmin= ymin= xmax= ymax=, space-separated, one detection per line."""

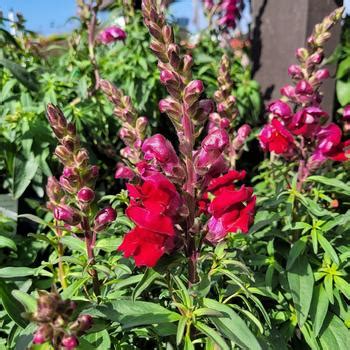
xmin=205 ymin=170 xmax=256 ymax=243
xmin=259 ymin=118 xmax=295 ymax=154
xmin=118 ymin=173 xmax=181 ymax=267
xmin=313 ymin=123 xmax=350 ymax=162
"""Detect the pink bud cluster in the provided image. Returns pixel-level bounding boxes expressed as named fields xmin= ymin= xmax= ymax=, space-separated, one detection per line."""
xmin=30 ymin=291 xmax=92 ymax=349
xmin=259 ymin=7 xmax=349 ymax=176
xmin=46 ymin=104 xmax=116 ymax=233
xmin=203 ymin=0 xmax=243 ymax=31
xmin=209 ymin=54 xmax=251 ymax=167
xmin=99 ymin=79 xmax=148 ymax=180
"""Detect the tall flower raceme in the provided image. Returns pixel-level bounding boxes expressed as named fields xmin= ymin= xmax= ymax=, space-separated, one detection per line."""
xmin=46 ymin=104 xmax=116 ymax=295
xmin=209 ymin=54 xmax=251 ymax=167
xmin=202 ymin=0 xmax=243 ymax=31
xmin=258 ymin=7 xmax=349 ymax=189
xmin=29 ymin=291 xmax=92 ymax=349
xmin=100 ymin=0 xmax=256 ymax=282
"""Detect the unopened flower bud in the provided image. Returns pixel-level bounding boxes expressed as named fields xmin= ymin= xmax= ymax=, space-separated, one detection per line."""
xmin=59 ymin=175 xmax=76 ymax=194
xmin=315 ymin=68 xmax=330 ymax=81
xmin=159 ymin=97 xmax=181 ymax=120
xmin=46 ymin=104 xmax=67 ymax=138
xmin=136 ymin=116 xmax=148 ymax=134
xmin=280 ymin=85 xmax=296 ymax=99
xmin=296 ymin=47 xmax=308 ymax=62
xmin=61 ymin=335 xmax=79 ymax=350
xmin=308 ymin=51 xmax=324 ymax=65
xmin=63 ymin=167 xmax=77 ymax=179
xmin=46 ymin=176 xmax=63 ymax=203
xmin=75 ymin=148 xmax=89 ymax=167
xmin=54 ymin=205 xmax=81 ymax=226
xmin=55 ymin=145 xmax=71 ymax=163
xmin=295 ymin=80 xmax=314 ymax=95
xmin=162 ymin=25 xmax=173 ymax=44
xmin=167 ymin=44 xmax=180 ymax=68
xmin=33 ymin=326 xmax=49 ymax=344
xmin=268 ymin=100 xmax=292 ymax=118
xmin=77 ymin=187 xmax=95 ymax=203
xmin=77 ymin=314 xmax=93 ymax=332
xmin=343 ymin=105 xmax=350 ymax=121
xmin=288 ymin=64 xmax=303 ymax=79
xmin=94 ymin=207 xmax=117 ymax=231
xmin=183 ymin=54 xmax=193 ymax=72
xmin=160 ymin=70 xmax=179 ymax=86
xmin=232 ymin=124 xmax=251 ymax=150
xmin=115 ymin=164 xmax=134 ymax=180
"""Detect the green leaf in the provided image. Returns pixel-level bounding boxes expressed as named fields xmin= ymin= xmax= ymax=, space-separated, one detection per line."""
xmin=12 ymin=155 xmax=39 ymax=199
xmin=324 ymin=274 xmax=334 ymax=304
xmin=195 ymin=321 xmax=230 ymax=350
xmin=0 ymin=280 xmax=27 ymax=328
xmin=0 ymin=235 xmax=17 ymax=251
xmin=95 ymin=237 xmax=122 ymax=252
xmin=61 ymin=236 xmax=86 ymax=253
xmin=308 ymin=176 xmax=350 ymax=196
xmin=334 ymin=276 xmax=350 ymax=299
xmin=309 ymin=285 xmax=329 ymax=336
xmin=287 ymin=238 xmax=307 ymax=270
xmin=184 ymin=335 xmax=195 ymax=350
xmin=94 ymin=300 xmax=181 ymax=328
xmin=203 ymin=298 xmax=261 ymax=350
xmin=317 ymin=233 xmax=339 ymax=265
xmin=336 ymin=80 xmax=350 ymax=106
xmin=319 ymin=313 xmax=350 ymax=349
xmin=0 ymin=267 xmax=38 ymax=278
xmin=0 ymin=59 xmax=39 ymax=91
xmin=12 ymin=290 xmax=36 ymax=313
xmin=61 ymin=277 xmax=90 ymax=299
xmin=78 ymin=330 xmax=111 ymax=350
xmin=287 ymin=255 xmax=314 ymax=327
xmin=176 ymin=316 xmax=187 ymax=345
xmin=337 ymin=56 xmax=350 ymax=79
xmin=132 ymin=268 xmax=159 ymax=301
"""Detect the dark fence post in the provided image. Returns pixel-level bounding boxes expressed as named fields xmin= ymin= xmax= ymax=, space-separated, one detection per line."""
xmin=251 ymin=0 xmax=343 ymax=114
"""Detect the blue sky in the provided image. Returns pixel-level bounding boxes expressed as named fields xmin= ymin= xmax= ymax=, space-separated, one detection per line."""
xmin=1 ymin=0 xmax=349 ymax=35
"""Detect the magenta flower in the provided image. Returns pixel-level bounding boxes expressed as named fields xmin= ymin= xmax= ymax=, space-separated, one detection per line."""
xmin=343 ymin=105 xmax=350 ymax=121
xmin=99 ymin=26 xmax=126 ymax=44
xmin=268 ymin=100 xmax=292 ymax=119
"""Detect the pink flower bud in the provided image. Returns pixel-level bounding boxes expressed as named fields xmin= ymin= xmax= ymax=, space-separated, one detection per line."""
xmin=33 ymin=328 xmax=47 ymax=344
xmin=267 ymin=100 xmax=292 ymax=118
xmin=136 ymin=116 xmax=148 ymax=134
xmin=343 ymin=105 xmax=350 ymax=120
xmin=94 ymin=207 xmax=117 ymax=231
xmin=77 ymin=314 xmax=93 ymax=332
xmin=308 ymin=51 xmax=324 ymax=65
xmin=142 ymin=134 xmax=180 ymax=175
xmin=315 ymin=68 xmax=330 ymax=81
xmin=55 ymin=145 xmax=71 ymax=163
xmin=232 ymin=124 xmax=251 ymax=151
xmin=288 ymin=64 xmax=303 ymax=79
xmin=185 ymin=80 xmax=204 ymax=95
xmin=61 ymin=335 xmax=79 ymax=350
xmin=46 ymin=176 xmax=63 ymax=203
xmin=99 ymin=26 xmax=126 ymax=44
xmin=280 ymin=85 xmax=295 ymax=99
xmin=75 ymin=148 xmax=89 ymax=167
xmin=160 ymin=70 xmax=178 ymax=85
xmin=59 ymin=175 xmax=76 ymax=194
xmin=114 ymin=164 xmax=134 ymax=180
xmin=199 ymin=99 xmax=214 ymax=114
xmin=183 ymin=55 xmax=193 ymax=72
xmin=63 ymin=167 xmax=77 ymax=179
xmin=295 ymin=47 xmax=308 ymax=61
xmin=77 ymin=187 xmax=95 ymax=203
xmin=295 ymin=80 xmax=313 ymax=95
xmin=54 ymin=205 xmax=80 ymax=226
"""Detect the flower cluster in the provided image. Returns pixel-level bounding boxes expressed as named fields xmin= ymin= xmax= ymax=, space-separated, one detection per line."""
xmin=118 ymin=173 xmax=181 ymax=266
xmin=259 ymin=7 xmax=349 ymax=174
xmin=46 ymin=104 xmax=116 ymax=294
xmin=203 ymin=0 xmax=243 ymax=31
xmin=30 ymin=291 xmax=92 ymax=349
xmin=46 ymin=104 xmax=116 ymax=232
xmin=100 ymin=0 xmax=256 ymax=270
xmin=99 ymin=25 xmax=126 ymax=44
